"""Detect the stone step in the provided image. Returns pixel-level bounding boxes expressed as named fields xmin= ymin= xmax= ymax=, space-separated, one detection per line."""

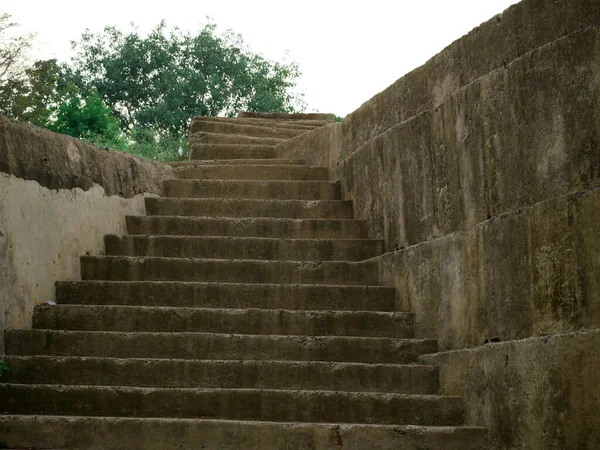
xmin=0 ymin=384 xmax=464 ymax=426
xmin=5 ymin=330 xmax=437 ymax=364
xmin=104 ymin=235 xmax=383 ymax=261
xmin=55 ymin=281 xmax=397 ymax=312
xmin=189 ymin=144 xmax=276 ymax=160
xmin=80 ymin=256 xmax=379 ymax=285
xmin=173 ymin=164 xmax=329 ymax=181
xmin=190 ymin=120 xmax=307 ymax=139
xmin=169 ymin=159 xmax=306 ymax=166
xmin=0 ymin=415 xmax=488 ymax=450
xmin=32 ymin=305 xmax=412 ymax=338
xmin=3 ymin=356 xmax=436 ymax=393
xmin=238 ymin=111 xmax=335 ymax=121
xmin=145 ymin=198 xmax=354 ymax=219
xmin=126 ymin=216 xmax=366 ymax=239
xmin=192 ymin=116 xmax=323 ymax=130
xmin=190 ymin=132 xmax=283 ymax=146
xmin=163 ymin=179 xmax=341 ymax=200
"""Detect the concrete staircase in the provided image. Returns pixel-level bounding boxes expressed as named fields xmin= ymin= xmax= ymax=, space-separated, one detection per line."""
xmin=0 ymin=114 xmax=486 ymax=449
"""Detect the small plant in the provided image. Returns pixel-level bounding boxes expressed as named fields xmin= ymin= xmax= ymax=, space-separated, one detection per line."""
xmin=0 ymin=359 xmax=10 ymax=376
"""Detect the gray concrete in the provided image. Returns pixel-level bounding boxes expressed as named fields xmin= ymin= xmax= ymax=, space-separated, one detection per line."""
xmin=104 ymin=235 xmax=383 ymax=261
xmin=174 ymin=164 xmax=329 ymax=181
xmin=5 ymin=329 xmax=438 ymax=363
xmin=80 ymin=256 xmax=380 ymax=285
xmin=126 ymin=215 xmax=366 ymax=239
xmin=33 ymin=304 xmax=413 ymax=337
xmin=373 ymin=187 xmax=600 ymax=351
xmin=56 ymin=281 xmax=396 ymax=311
xmin=164 ymin=179 xmax=341 ymax=200
xmin=2 ymin=356 xmax=437 ymax=393
xmin=144 ymin=197 xmax=354 ymax=219
xmin=0 ymin=416 xmax=487 ymax=450
xmin=423 ymin=329 xmax=600 ymax=450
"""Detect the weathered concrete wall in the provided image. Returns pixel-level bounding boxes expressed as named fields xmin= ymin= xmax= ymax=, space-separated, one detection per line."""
xmin=275 ymin=1 xmax=600 ymax=447
xmin=422 ymin=329 xmax=600 ymax=450
xmin=0 ymin=119 xmax=173 ymax=352
xmin=374 ymin=187 xmax=600 ymax=351
xmin=282 ymin=27 xmax=600 ymax=251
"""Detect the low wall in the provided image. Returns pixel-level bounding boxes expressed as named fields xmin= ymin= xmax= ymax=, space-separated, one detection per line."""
xmin=275 ymin=0 xmax=600 ymax=447
xmin=0 ymin=118 xmax=173 ymax=352
xmin=422 ymin=329 xmax=600 ymax=450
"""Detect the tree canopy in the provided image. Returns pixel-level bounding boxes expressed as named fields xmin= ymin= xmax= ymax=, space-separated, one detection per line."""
xmin=0 ymin=16 xmax=305 ymax=160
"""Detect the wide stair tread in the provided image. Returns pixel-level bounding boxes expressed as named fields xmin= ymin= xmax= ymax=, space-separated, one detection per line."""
xmin=3 ymin=356 xmax=437 ymax=393
xmin=0 ymin=415 xmax=488 ymax=450
xmin=163 ymin=179 xmax=341 ymax=200
xmin=0 ymin=384 xmax=464 ymax=425
xmin=173 ymin=164 xmax=329 ymax=181
xmin=104 ymin=235 xmax=383 ymax=261
xmin=5 ymin=329 xmax=437 ymax=363
xmin=144 ymin=197 xmax=354 ymax=219
xmin=32 ymin=304 xmax=413 ymax=337
xmin=80 ymin=256 xmax=380 ymax=285
xmin=126 ymin=215 xmax=367 ymax=239
xmin=56 ymin=281 xmax=397 ymax=311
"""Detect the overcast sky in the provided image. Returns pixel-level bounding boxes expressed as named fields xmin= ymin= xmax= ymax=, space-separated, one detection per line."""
xmin=5 ymin=0 xmax=519 ymax=116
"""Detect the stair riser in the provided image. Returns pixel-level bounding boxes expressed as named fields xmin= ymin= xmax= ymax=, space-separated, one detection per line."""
xmin=56 ymin=282 xmax=396 ymax=312
xmin=145 ymin=198 xmax=354 ymax=219
xmin=192 ymin=116 xmax=324 ymax=129
xmin=5 ymin=330 xmax=438 ymax=364
xmin=191 ymin=133 xmax=283 ymax=146
xmin=189 ymin=145 xmax=275 ymax=160
xmin=0 ymin=416 xmax=488 ymax=450
xmin=0 ymin=385 xmax=464 ymax=426
xmin=3 ymin=357 xmax=437 ymax=393
xmin=170 ymin=159 xmax=306 ymax=166
xmin=238 ymin=112 xmax=334 ymax=121
xmin=163 ymin=179 xmax=341 ymax=201
xmin=104 ymin=236 xmax=383 ymax=262
xmin=174 ymin=165 xmax=329 ymax=181
xmin=33 ymin=306 xmax=413 ymax=338
xmin=190 ymin=120 xmax=306 ymax=139
xmin=126 ymin=216 xmax=366 ymax=239
xmin=81 ymin=257 xmax=380 ymax=285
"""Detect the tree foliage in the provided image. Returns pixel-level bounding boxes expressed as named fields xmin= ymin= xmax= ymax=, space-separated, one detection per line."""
xmin=0 ymin=16 xmax=305 ymax=161
xmin=0 ymin=13 xmax=35 ymax=116
xmin=68 ymin=22 xmax=305 ymax=136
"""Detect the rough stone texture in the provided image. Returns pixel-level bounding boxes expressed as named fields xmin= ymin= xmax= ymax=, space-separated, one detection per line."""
xmin=422 ymin=329 xmax=600 ymax=450
xmin=374 ymin=187 xmax=600 ymax=351
xmin=56 ymin=281 xmax=396 ymax=312
xmin=3 ymin=356 xmax=436 ymax=393
xmin=334 ymin=28 xmax=600 ymax=251
xmin=0 ymin=416 xmax=487 ymax=450
xmin=0 ymin=117 xmax=172 ymax=196
xmin=6 ymin=329 xmax=438 ymax=364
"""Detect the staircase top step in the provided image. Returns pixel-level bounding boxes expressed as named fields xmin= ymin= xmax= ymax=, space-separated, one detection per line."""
xmin=238 ymin=112 xmax=335 ymax=121
xmin=168 ymin=159 xmax=306 ymax=167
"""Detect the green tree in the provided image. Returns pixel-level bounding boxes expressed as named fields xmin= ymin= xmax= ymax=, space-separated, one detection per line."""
xmin=10 ymin=59 xmax=64 ymax=126
xmin=48 ymin=89 xmax=124 ymax=146
xmin=68 ymin=21 xmax=305 ymax=136
xmin=0 ymin=13 xmax=35 ymax=116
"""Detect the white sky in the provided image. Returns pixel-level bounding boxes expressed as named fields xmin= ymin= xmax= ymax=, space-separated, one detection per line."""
xmin=4 ymin=0 xmax=519 ymax=116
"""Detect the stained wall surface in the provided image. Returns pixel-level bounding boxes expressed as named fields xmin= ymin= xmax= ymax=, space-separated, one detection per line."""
xmin=0 ymin=119 xmax=173 ymax=352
